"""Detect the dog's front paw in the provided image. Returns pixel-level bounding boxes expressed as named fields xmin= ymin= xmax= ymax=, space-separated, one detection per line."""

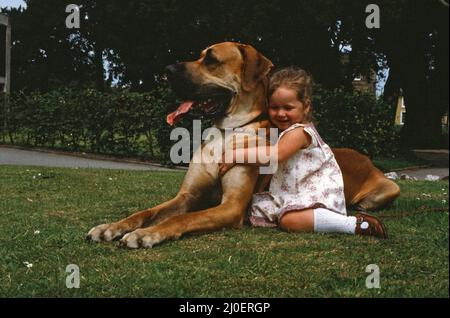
xmin=86 ymin=222 xmax=129 ymax=242
xmin=119 ymin=228 xmax=164 ymax=249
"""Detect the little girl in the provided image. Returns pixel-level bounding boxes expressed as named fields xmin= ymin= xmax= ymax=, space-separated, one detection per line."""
xmin=219 ymin=67 xmax=387 ymax=238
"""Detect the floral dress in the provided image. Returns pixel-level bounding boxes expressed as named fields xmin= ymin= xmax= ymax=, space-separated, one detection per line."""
xmin=249 ymin=123 xmax=347 ymax=227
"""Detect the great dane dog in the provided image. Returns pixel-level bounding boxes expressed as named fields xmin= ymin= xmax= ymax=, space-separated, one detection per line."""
xmin=87 ymin=42 xmax=400 ymax=248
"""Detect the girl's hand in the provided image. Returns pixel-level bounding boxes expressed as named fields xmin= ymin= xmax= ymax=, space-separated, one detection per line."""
xmin=219 ymin=151 xmax=235 ymax=176
xmin=218 ymin=162 xmax=236 ymax=176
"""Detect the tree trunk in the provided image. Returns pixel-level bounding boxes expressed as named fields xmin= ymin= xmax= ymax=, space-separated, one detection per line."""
xmin=398 ymin=36 xmax=442 ymax=149
xmin=395 ymin=5 xmax=444 ymax=149
xmin=401 ymin=78 xmax=443 ymax=148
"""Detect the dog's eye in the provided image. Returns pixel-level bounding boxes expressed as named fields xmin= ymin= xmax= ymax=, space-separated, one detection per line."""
xmin=203 ymin=50 xmax=219 ymax=66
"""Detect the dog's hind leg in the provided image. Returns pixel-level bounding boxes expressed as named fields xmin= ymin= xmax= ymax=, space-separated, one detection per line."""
xmin=353 ymin=177 xmax=401 ymax=212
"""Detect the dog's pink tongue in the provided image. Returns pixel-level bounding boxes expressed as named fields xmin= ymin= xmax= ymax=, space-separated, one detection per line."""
xmin=166 ymin=101 xmax=194 ymax=125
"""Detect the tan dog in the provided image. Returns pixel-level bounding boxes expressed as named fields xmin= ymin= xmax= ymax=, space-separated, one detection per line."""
xmin=86 ymin=42 xmax=400 ymax=248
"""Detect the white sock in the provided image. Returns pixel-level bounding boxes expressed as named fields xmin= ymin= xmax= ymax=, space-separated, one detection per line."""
xmin=313 ymin=208 xmax=357 ymax=234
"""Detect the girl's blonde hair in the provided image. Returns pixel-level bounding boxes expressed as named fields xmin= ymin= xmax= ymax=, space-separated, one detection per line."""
xmin=268 ymin=66 xmax=313 ymax=122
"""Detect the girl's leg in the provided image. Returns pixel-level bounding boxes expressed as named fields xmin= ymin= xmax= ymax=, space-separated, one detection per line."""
xmin=279 ymin=208 xmax=387 ymax=238
xmin=279 ymin=208 xmax=356 ymax=233
xmin=279 ymin=209 xmax=315 ymax=232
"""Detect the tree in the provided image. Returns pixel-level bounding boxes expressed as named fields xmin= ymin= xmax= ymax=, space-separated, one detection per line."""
xmin=337 ymin=0 xmax=448 ymax=148
xmin=371 ymin=0 xmax=448 ymax=148
xmin=4 ymin=0 xmax=447 ymax=150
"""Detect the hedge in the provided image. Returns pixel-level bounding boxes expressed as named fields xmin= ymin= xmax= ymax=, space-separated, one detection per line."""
xmin=313 ymin=86 xmax=400 ymax=157
xmin=0 ymin=85 xmax=399 ymax=164
xmin=0 ymin=86 xmax=179 ymax=163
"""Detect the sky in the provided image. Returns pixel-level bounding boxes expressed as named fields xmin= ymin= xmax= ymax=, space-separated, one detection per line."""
xmin=0 ymin=0 xmax=26 ymax=9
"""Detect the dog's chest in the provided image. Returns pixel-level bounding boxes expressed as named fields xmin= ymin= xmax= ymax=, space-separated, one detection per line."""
xmin=198 ymin=127 xmax=261 ymax=157
xmin=189 ymin=127 xmax=262 ymax=179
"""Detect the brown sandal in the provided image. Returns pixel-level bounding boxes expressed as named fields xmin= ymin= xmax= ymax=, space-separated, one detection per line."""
xmin=355 ymin=212 xmax=388 ymax=239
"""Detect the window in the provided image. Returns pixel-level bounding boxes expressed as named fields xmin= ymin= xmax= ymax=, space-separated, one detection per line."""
xmin=400 ymin=111 xmax=406 ymax=125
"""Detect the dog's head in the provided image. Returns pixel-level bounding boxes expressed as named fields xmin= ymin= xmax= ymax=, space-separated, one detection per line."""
xmin=165 ymin=42 xmax=273 ymax=127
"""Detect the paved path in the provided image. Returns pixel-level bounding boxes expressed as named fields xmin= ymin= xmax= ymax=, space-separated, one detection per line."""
xmin=392 ymin=167 xmax=449 ymax=180
xmin=0 ymin=146 xmax=177 ymax=171
xmin=1 ymin=146 xmax=448 ymax=178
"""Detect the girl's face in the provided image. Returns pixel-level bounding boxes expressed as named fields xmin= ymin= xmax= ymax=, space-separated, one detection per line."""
xmin=268 ymin=86 xmax=310 ymax=131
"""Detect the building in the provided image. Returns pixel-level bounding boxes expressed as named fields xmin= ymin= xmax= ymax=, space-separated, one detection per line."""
xmin=0 ymin=13 xmax=11 ymax=94
xmin=351 ymin=72 xmax=377 ymax=95
xmin=339 ymin=54 xmax=377 ymax=95
xmin=394 ymin=94 xmax=407 ymax=125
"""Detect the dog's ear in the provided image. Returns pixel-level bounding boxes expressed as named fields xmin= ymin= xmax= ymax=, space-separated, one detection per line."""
xmin=238 ymin=44 xmax=274 ymax=92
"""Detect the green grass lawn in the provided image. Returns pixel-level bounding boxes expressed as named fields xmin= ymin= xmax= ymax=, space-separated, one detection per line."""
xmin=372 ymin=156 xmax=430 ymax=172
xmin=0 ymin=165 xmax=448 ymax=297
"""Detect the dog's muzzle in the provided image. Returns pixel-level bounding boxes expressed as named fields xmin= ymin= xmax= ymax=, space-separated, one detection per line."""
xmin=165 ymin=64 xmax=236 ymax=125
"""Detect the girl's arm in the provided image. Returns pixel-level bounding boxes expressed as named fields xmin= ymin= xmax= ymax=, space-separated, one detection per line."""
xmin=219 ymin=127 xmax=311 ymax=175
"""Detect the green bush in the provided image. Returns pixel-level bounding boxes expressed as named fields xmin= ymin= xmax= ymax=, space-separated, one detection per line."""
xmin=313 ymin=86 xmax=400 ymax=157
xmin=0 ymin=85 xmax=400 ymax=163
xmin=1 ymin=86 xmax=179 ymax=162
